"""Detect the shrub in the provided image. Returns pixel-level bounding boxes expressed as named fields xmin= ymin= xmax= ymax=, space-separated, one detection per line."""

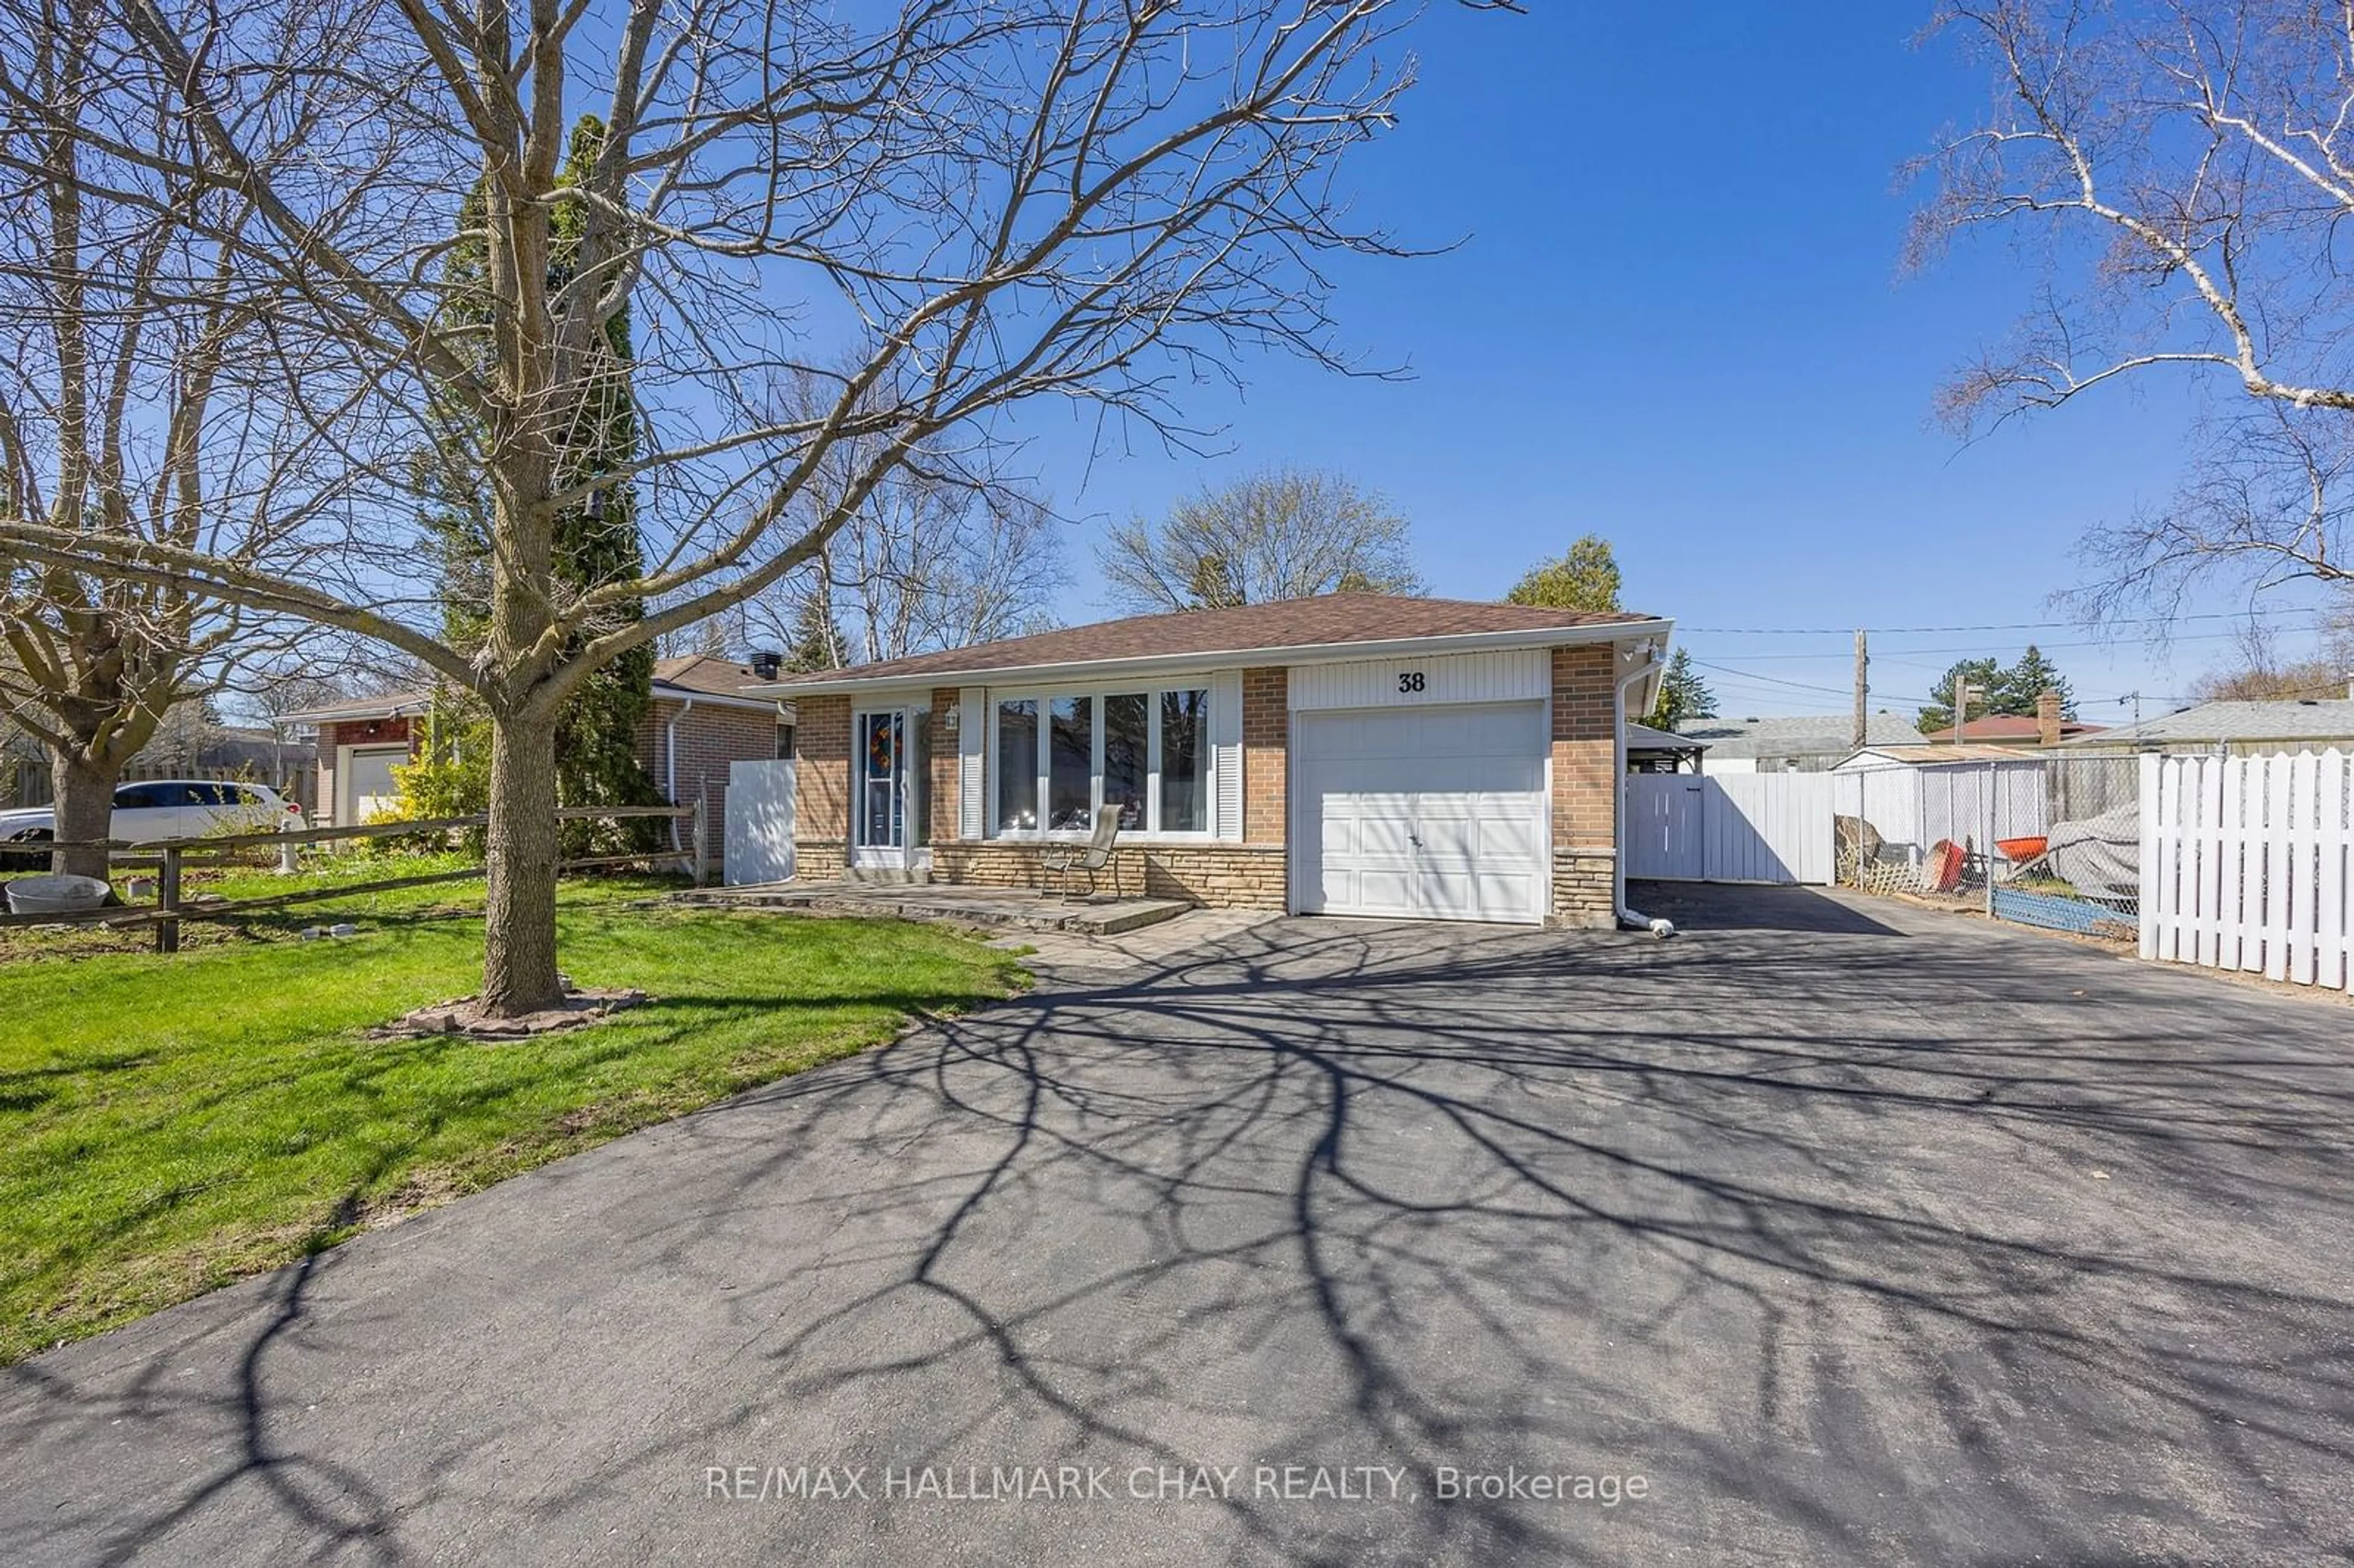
xmin=375 ymin=695 xmax=492 ymax=855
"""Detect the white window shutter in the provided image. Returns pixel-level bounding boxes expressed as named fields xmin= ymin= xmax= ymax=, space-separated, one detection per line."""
xmin=1212 ymin=670 xmax=1243 ymax=840
xmin=958 ymin=687 xmax=986 ymax=839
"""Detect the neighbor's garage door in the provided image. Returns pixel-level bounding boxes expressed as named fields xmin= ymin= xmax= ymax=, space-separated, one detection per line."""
xmin=1293 ymin=702 xmax=1549 ymax=924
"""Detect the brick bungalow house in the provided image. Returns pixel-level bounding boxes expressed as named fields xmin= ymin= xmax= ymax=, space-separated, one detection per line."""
xmin=284 ymin=654 xmax=796 ymax=828
xmin=757 ymin=594 xmax=1674 ymax=928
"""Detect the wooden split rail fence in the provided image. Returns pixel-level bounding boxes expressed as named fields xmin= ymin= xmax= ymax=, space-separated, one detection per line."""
xmin=0 ymin=803 xmax=707 ymax=953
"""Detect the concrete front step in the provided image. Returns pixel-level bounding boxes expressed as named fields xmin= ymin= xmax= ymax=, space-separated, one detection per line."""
xmin=671 ymin=883 xmax=1190 ymax=937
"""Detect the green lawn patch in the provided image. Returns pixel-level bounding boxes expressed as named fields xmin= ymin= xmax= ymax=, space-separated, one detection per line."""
xmin=0 ymin=878 xmax=1024 ymax=1364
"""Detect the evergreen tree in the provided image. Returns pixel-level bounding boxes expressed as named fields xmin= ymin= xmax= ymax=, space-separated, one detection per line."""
xmin=1995 ymin=644 xmax=2076 ymax=718
xmin=1505 ymin=535 xmax=1622 ymax=612
xmin=1918 ymin=657 xmax=2002 ymax=733
xmin=782 ymin=596 xmax=846 ymax=672
xmin=420 ymin=116 xmax=665 ymax=854
xmin=1918 ymin=647 xmax=2076 ymax=733
xmin=1644 ymin=647 xmax=1717 ymax=731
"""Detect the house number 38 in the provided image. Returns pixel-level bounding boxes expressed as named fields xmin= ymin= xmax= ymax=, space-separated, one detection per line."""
xmin=1396 ymin=671 xmax=1426 ymax=693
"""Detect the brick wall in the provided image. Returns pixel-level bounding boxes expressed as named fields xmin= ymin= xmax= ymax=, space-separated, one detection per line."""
xmin=325 ymin=717 xmax=414 ymax=750
xmin=792 ymin=693 xmax=851 ymax=869
xmin=929 ymin=840 xmax=1286 ymax=908
xmin=1242 ymin=666 xmax=1288 ymax=844
xmin=642 ymin=698 xmax=783 ymax=848
xmin=1550 ymin=645 xmax=1620 ymax=929
xmin=929 ymin=688 xmax=961 ymax=844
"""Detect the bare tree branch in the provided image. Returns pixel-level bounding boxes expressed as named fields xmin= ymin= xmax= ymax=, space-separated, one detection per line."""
xmin=1921 ymin=0 xmax=2354 ymax=619
xmin=0 ymin=0 xmax=1486 ymax=1011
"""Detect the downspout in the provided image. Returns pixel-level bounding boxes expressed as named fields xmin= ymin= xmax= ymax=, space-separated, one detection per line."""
xmin=667 ymin=696 xmax=696 ymax=858
xmin=1614 ymin=647 xmax=1677 ymax=938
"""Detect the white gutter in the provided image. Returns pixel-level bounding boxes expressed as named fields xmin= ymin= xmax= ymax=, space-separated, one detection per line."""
xmin=745 ymin=617 xmax=1677 ymax=700
xmin=666 ymin=695 xmax=696 ymax=856
xmin=652 ymin=683 xmax=788 ymax=715
xmin=1615 ymin=646 xmax=1677 ymax=939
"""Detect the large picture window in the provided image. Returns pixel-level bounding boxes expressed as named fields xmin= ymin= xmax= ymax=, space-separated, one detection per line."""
xmin=1103 ymin=693 xmax=1149 ymax=829
xmin=1159 ymin=688 xmax=1208 ymax=833
xmin=1048 ymin=697 xmax=1093 ymax=830
xmin=996 ymin=699 xmax=1038 ymax=833
xmin=992 ymin=683 xmax=1216 ymax=838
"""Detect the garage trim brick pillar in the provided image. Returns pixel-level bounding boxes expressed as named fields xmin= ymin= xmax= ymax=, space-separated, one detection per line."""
xmin=1550 ymin=646 xmax=1618 ymax=929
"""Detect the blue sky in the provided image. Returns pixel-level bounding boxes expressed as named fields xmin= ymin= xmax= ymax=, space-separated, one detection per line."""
xmin=1014 ymin=1 xmax=2347 ymax=723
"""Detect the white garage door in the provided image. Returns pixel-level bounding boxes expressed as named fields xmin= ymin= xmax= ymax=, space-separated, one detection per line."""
xmin=1294 ymin=702 xmax=1549 ymax=924
xmin=340 ymin=745 xmax=409 ymax=825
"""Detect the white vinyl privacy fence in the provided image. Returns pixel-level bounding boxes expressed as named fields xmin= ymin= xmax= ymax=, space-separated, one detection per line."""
xmin=2141 ymin=750 xmax=2353 ymax=992
xmin=1625 ymin=773 xmax=1835 ymax=885
xmin=723 ymin=759 xmax=796 ymax=886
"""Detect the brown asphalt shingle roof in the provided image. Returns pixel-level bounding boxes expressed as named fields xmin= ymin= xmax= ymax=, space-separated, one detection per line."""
xmin=760 ymin=593 xmax=1660 ymax=687
xmin=652 ymin=654 xmax=774 ymax=697
xmin=1916 ymin=715 xmax=2105 ymax=743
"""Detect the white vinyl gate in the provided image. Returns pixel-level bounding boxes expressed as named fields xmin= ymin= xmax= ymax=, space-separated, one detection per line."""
xmin=1625 ymin=773 xmax=1835 ymax=886
xmin=724 ymin=758 xmax=796 ymax=886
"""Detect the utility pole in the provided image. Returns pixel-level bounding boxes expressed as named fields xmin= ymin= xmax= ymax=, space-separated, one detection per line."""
xmin=1852 ymin=629 xmax=1868 ymax=750
xmin=1954 ymin=672 xmax=1984 ymax=747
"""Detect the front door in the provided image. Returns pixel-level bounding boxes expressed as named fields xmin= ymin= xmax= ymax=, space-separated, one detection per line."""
xmin=852 ymin=709 xmax=906 ymax=868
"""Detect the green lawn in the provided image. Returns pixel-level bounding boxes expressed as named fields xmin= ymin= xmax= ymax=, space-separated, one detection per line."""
xmin=0 ymin=875 xmax=1024 ymax=1364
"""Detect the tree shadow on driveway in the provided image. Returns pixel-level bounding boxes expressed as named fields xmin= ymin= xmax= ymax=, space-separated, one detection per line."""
xmin=4 ymin=898 xmax=2352 ymax=1566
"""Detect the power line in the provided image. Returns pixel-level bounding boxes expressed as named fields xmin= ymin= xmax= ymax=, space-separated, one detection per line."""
xmin=1687 ymin=622 xmax=2336 ymax=661
xmin=1682 ymin=606 xmax=2341 ymax=636
xmin=1686 ymin=659 xmax=1854 ymax=698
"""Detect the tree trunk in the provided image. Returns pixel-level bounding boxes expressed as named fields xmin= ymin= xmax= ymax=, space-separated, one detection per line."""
xmin=480 ymin=704 xmax=565 ymax=1016
xmin=48 ymin=747 xmax=115 ymax=881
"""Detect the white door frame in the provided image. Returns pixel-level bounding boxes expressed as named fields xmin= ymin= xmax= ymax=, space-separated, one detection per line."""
xmin=850 ymin=706 xmax=913 ymax=870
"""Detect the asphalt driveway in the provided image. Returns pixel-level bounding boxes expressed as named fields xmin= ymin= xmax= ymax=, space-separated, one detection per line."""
xmin=4 ymin=886 xmax=2351 ymax=1565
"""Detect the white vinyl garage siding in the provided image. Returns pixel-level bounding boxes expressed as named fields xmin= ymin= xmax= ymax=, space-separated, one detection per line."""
xmin=1289 ymin=650 xmax=1553 ymax=925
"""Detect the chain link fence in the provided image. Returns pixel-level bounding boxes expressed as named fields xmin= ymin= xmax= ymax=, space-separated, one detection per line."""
xmin=1834 ymin=752 xmax=2141 ymax=942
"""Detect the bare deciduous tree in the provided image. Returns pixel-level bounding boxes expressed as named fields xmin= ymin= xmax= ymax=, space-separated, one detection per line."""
xmin=0 ymin=0 xmax=1471 ymax=1016
xmin=737 ymin=467 xmax=1065 ymax=666
xmin=1099 ymin=466 xmax=1422 ymax=612
xmin=2186 ymin=604 xmax=2354 ymax=700
xmin=0 ymin=1 xmax=331 ymax=877
xmin=1919 ymin=0 xmax=2354 ymax=613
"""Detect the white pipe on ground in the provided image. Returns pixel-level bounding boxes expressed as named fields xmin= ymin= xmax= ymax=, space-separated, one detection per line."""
xmin=1614 ymin=649 xmax=1677 ymax=938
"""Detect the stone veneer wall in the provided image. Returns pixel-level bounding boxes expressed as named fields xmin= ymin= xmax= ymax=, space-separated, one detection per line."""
xmin=929 ymin=840 xmax=1285 ymax=908
xmin=1549 ymin=645 xmax=1620 ymax=929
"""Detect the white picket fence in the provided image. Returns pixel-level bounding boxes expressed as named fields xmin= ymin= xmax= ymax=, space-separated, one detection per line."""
xmin=1626 ymin=772 xmax=1835 ymax=885
xmin=2140 ymin=750 xmax=2353 ymax=992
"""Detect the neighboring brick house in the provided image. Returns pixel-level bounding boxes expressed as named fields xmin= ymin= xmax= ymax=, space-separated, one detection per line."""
xmin=283 ymin=655 xmax=795 ymax=827
xmin=756 ymin=594 xmax=1675 ymax=929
